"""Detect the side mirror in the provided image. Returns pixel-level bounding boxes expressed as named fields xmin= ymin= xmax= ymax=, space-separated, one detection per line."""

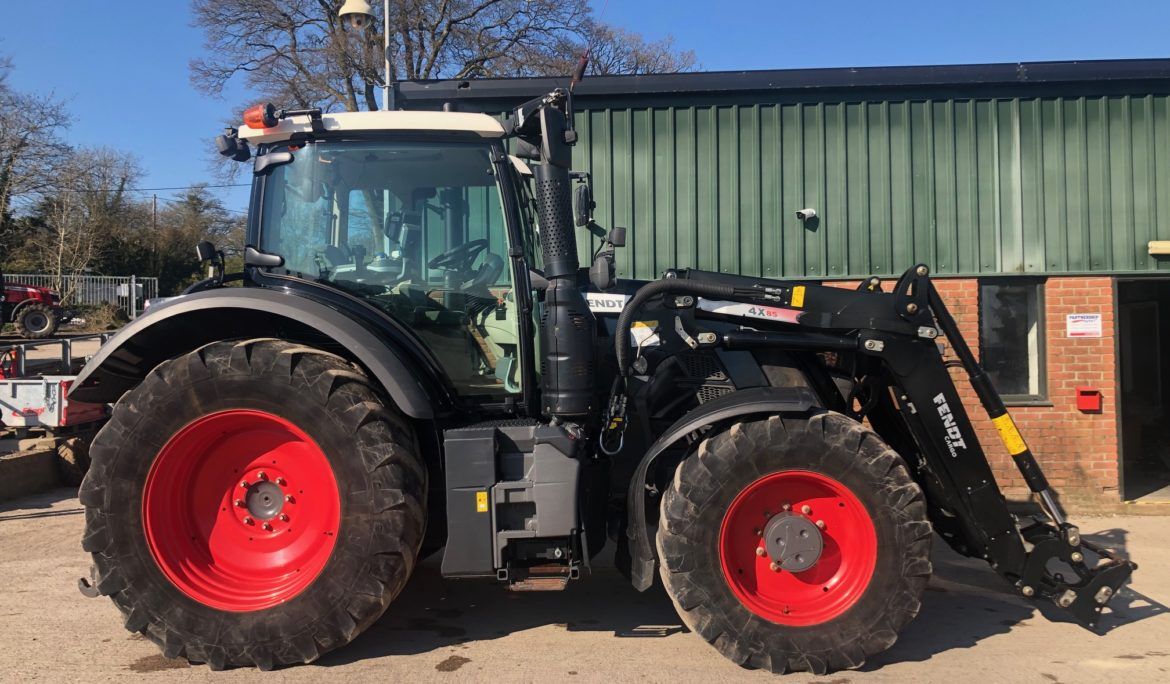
xmin=195 ymin=241 xmax=217 ymax=263
xmin=215 ymin=128 xmax=251 ymax=162
xmin=573 ymin=182 xmax=593 ymax=227
xmin=573 ymin=178 xmax=594 ymax=227
xmin=608 ymin=226 xmax=626 ymax=248
xmin=589 ymin=252 xmax=616 ymax=291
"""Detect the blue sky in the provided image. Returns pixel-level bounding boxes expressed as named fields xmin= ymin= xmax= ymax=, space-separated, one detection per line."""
xmin=3 ymin=1 xmax=1169 ymax=213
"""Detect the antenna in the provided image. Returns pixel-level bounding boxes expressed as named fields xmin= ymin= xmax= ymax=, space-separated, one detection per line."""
xmin=570 ymin=53 xmax=589 ymax=93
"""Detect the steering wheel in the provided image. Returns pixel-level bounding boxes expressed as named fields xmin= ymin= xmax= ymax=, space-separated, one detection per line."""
xmin=428 ymin=239 xmax=489 ymax=273
xmin=464 ymin=253 xmax=505 ymax=292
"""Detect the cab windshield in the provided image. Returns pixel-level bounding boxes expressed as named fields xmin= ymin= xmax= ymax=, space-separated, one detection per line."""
xmin=258 ymin=140 xmax=521 ymax=396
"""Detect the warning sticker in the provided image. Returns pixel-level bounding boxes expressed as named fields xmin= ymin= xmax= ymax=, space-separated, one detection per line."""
xmin=697 ymin=300 xmax=802 ymax=324
xmin=791 ymin=285 xmax=806 ymax=308
xmin=992 ymin=414 xmax=1027 ymax=456
xmin=630 ymin=320 xmax=661 ymax=347
xmin=1066 ymin=313 xmax=1102 ymax=338
xmin=476 ymin=491 xmax=488 ymax=513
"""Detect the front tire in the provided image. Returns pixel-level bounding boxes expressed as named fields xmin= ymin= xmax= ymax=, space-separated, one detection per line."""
xmin=80 ymin=339 xmax=426 ymax=670
xmin=656 ymin=411 xmax=932 ymax=674
xmin=16 ymin=302 xmax=58 ymax=338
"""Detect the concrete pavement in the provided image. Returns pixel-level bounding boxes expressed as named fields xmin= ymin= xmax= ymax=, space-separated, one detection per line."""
xmin=1 ymin=488 xmax=1168 ymax=683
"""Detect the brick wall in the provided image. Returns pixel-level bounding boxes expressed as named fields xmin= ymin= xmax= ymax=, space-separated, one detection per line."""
xmin=824 ymin=276 xmax=1119 ymax=502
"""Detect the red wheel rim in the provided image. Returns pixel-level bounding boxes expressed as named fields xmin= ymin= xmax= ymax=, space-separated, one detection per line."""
xmin=142 ymin=410 xmax=340 ymax=612
xmin=719 ymin=470 xmax=877 ymax=626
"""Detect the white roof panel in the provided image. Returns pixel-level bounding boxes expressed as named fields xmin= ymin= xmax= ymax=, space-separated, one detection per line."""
xmin=238 ymin=110 xmax=506 ymax=144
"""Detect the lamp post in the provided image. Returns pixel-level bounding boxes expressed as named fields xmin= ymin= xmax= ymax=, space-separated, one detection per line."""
xmin=339 ymin=0 xmax=394 ymax=111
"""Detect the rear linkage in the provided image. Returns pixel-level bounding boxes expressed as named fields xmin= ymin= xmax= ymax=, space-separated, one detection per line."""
xmin=612 ymin=264 xmax=1135 ymax=629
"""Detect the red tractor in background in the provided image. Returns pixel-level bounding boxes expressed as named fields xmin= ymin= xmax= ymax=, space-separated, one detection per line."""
xmin=1 ymin=271 xmax=62 ymax=339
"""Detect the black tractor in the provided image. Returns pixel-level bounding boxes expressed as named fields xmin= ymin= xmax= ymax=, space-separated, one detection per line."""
xmin=74 ymin=82 xmax=1134 ymax=673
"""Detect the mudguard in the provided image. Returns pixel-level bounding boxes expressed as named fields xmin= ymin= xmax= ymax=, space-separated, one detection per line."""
xmin=625 ymin=385 xmax=818 ymax=591
xmin=68 ymin=287 xmax=438 ymax=419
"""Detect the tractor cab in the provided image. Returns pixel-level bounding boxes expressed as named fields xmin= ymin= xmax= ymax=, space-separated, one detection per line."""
xmin=236 ymin=110 xmax=536 ymax=400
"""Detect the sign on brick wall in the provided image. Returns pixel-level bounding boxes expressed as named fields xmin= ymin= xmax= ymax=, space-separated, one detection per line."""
xmin=1066 ymin=313 xmax=1103 ymax=338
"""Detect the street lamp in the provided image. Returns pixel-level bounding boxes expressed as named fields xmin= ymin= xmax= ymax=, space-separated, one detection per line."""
xmin=338 ymin=0 xmax=394 ymax=110
xmin=338 ymin=0 xmax=373 ymax=29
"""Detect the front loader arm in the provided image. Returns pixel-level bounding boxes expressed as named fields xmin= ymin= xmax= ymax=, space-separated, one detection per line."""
xmin=883 ymin=274 xmax=1134 ymax=627
xmin=616 ymin=264 xmax=1135 ymax=628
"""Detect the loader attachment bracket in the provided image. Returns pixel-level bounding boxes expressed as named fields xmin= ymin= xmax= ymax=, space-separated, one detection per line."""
xmin=1017 ymin=521 xmax=1137 ymax=630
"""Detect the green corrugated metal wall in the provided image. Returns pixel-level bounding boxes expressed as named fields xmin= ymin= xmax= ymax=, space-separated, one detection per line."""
xmin=569 ymin=95 xmax=1170 ymax=280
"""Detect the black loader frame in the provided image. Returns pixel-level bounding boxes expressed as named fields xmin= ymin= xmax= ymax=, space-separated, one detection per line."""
xmin=611 ymin=264 xmax=1134 ymax=628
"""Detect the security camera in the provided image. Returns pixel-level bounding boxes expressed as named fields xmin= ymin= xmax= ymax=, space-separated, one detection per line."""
xmin=796 ymin=208 xmax=817 ymax=221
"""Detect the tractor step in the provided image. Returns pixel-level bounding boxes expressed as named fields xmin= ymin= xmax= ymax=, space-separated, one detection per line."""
xmin=505 ymin=564 xmax=578 ymax=592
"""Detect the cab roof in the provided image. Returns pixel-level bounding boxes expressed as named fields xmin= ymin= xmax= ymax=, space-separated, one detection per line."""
xmin=237 ymin=110 xmax=507 ymax=144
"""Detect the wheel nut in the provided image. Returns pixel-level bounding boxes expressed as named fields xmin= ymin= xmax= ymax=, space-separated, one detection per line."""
xmin=754 ymin=528 xmax=762 ymax=537
xmin=243 ymin=516 xmax=254 ymax=525
xmin=234 ymin=499 xmax=245 ymax=508
xmin=240 ymin=480 xmax=249 ymax=488
xmin=769 ymin=562 xmax=781 ymax=572
xmin=279 ymin=514 xmax=289 ymax=522
xmin=262 ymin=522 xmax=273 ymax=531
xmin=1021 ymin=585 xmax=1035 ymax=597
xmin=285 ymin=495 xmax=294 ymax=503
xmin=257 ymin=471 xmax=267 ymax=480
xmin=275 ymin=477 xmax=286 ymax=486
xmin=815 ymin=520 xmax=825 ymax=529
xmin=801 ymin=505 xmax=812 ymax=515
xmin=1070 ymin=551 xmax=1084 ymax=563
xmin=756 ymin=547 xmax=766 ymax=557
xmin=781 ymin=503 xmax=791 ymax=511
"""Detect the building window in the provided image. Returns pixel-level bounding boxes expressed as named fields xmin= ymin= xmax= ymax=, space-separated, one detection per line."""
xmin=979 ymin=280 xmax=1047 ymax=403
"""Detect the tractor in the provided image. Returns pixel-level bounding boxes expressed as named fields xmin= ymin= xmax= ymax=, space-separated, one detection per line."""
xmin=1 ymin=271 xmax=62 ymax=339
xmin=73 ymin=75 xmax=1135 ymax=674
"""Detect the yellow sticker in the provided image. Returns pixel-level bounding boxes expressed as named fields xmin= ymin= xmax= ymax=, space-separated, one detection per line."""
xmin=475 ymin=491 xmax=488 ymax=513
xmin=791 ymin=285 xmax=806 ymax=308
xmin=992 ymin=414 xmax=1027 ymax=456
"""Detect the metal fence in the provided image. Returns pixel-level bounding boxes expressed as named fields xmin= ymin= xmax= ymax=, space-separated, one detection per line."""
xmin=4 ymin=274 xmax=159 ymax=319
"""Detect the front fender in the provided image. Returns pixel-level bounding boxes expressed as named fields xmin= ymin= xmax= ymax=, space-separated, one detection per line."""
xmin=69 ymin=288 xmax=439 ymax=419
xmin=625 ymin=386 xmax=818 ymax=591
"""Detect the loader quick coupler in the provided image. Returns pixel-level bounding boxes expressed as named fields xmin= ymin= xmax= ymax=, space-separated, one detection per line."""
xmin=1015 ymin=521 xmax=1136 ymax=629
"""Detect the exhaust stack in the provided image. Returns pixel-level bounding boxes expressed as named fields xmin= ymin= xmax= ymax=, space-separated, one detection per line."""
xmin=510 ymin=91 xmax=596 ymax=418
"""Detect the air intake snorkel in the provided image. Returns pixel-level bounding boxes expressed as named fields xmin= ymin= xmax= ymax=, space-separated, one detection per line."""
xmin=506 ymin=65 xmax=596 ymax=419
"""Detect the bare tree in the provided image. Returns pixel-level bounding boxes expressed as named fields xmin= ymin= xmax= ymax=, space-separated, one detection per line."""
xmin=190 ymin=0 xmax=692 ymax=112
xmin=578 ymin=23 xmax=696 ymax=75
xmin=28 ymin=148 xmax=141 ymax=299
xmin=0 ymin=58 xmax=71 ymax=227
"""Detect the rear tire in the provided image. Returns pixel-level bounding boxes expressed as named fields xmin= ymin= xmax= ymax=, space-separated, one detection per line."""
xmin=656 ymin=411 xmax=932 ymax=674
xmin=80 ymin=339 xmax=426 ymax=670
xmin=16 ymin=302 xmax=58 ymax=339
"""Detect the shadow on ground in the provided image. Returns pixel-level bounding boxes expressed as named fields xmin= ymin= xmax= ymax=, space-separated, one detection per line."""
xmin=1030 ymin=527 xmax=1169 ymax=634
xmin=0 ymin=487 xmax=79 ymax=517
xmin=320 ymin=526 xmax=1162 ymax=670
xmin=317 ymin=547 xmax=687 ymax=668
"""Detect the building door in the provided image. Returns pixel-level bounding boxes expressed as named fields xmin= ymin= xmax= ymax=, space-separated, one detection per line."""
xmin=1118 ymin=279 xmax=1170 ymax=501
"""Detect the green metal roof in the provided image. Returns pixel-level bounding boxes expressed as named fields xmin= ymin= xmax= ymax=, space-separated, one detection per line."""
xmin=400 ymin=60 xmax=1170 ymax=280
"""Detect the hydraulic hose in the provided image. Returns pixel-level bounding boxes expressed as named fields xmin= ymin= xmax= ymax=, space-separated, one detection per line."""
xmin=615 ymin=278 xmax=735 ymax=377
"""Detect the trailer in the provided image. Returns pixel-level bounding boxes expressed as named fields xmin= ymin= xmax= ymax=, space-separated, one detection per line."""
xmin=1 ymin=335 xmax=111 ymax=431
